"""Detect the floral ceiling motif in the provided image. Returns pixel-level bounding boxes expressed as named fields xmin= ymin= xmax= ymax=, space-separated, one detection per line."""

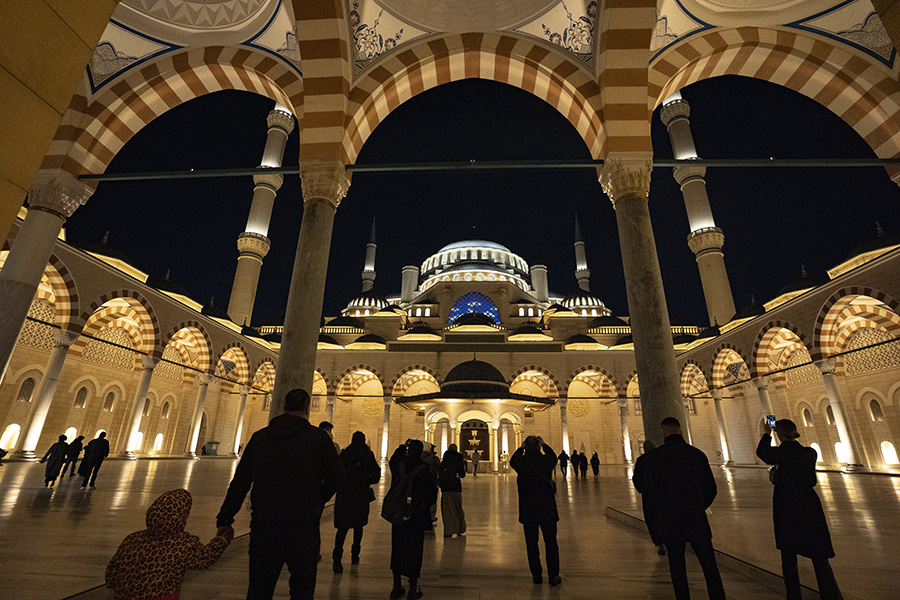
xmin=349 ymin=0 xmax=429 ymax=75
xmin=88 ymin=22 xmax=182 ymax=93
xmin=243 ymin=0 xmax=302 ymax=74
xmin=513 ymin=0 xmax=598 ymax=66
xmin=121 ymin=0 xmax=268 ymax=30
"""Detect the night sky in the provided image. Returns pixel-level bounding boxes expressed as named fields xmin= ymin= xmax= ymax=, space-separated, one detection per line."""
xmin=64 ymin=75 xmax=900 ymax=327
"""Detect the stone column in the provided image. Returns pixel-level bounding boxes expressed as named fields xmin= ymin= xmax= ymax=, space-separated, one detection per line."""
xmin=492 ymin=420 xmax=500 ymax=472
xmin=558 ymin=397 xmax=570 ymax=453
xmin=0 ymin=171 xmax=91 ymax=386
xmin=753 ymin=377 xmax=774 ymax=415
xmin=231 ymin=385 xmax=251 ymax=456
xmin=13 ymin=329 xmax=79 ymax=459
xmin=326 ymin=395 xmax=336 ymax=423
xmin=617 ymin=398 xmax=633 ymax=464
xmin=710 ymin=388 xmax=734 ymax=465
xmin=381 ymin=396 xmax=391 ymax=460
xmin=186 ymin=374 xmax=213 ymax=457
xmin=501 ymin=421 xmax=510 ymax=454
xmin=815 ymin=359 xmax=865 ymax=470
xmin=600 ymin=154 xmax=684 ymax=445
xmin=440 ymin=420 xmax=449 ymax=456
xmin=122 ymin=356 xmax=160 ymax=457
xmin=682 ymin=398 xmax=694 ymax=445
xmin=451 ymin=419 xmax=459 ymax=449
xmin=270 ymin=161 xmax=348 ymax=417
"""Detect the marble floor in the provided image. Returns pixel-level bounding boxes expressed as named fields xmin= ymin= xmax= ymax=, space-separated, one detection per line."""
xmin=0 ymin=458 xmax=897 ymax=599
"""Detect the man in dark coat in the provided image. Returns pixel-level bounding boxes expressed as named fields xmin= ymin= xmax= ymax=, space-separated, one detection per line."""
xmin=640 ymin=417 xmax=725 ymax=600
xmin=61 ymin=435 xmax=84 ymax=478
xmin=80 ymin=432 xmax=110 ymax=490
xmin=557 ymin=449 xmax=569 ymax=478
xmin=578 ymin=451 xmax=588 ymax=478
xmin=590 ymin=452 xmax=600 ymax=476
xmin=388 ymin=439 xmax=438 ymax=600
xmin=757 ymin=419 xmax=843 ymax=600
xmin=632 ymin=440 xmax=666 ymax=555
xmin=216 ymin=389 xmax=344 ymax=600
xmin=510 ymin=436 xmax=561 ymax=586
xmin=439 ymin=443 xmax=467 ymax=537
xmin=569 ymin=451 xmax=579 ymax=478
xmin=332 ymin=430 xmax=381 ymax=573
xmin=40 ymin=434 xmax=68 ymax=487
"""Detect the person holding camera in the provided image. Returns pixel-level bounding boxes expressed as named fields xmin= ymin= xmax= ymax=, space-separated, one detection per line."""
xmin=757 ymin=418 xmax=843 ymax=600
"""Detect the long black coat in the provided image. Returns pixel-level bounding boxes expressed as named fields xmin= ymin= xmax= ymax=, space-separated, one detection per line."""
xmin=438 ymin=449 xmax=466 ymax=492
xmin=632 ymin=452 xmax=663 ymax=546
xmin=334 ymin=443 xmax=381 ymax=530
xmin=756 ymin=435 xmax=835 ymax=558
xmin=638 ymin=434 xmax=717 ymax=544
xmin=510 ymin=444 xmax=558 ymax=525
xmin=41 ymin=441 xmax=68 ymax=480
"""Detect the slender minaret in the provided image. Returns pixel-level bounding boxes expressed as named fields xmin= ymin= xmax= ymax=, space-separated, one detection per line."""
xmin=660 ymin=92 xmax=736 ymax=326
xmin=227 ymin=107 xmax=295 ymax=325
xmin=574 ymin=215 xmax=591 ymax=291
xmin=361 ymin=219 xmax=376 ymax=292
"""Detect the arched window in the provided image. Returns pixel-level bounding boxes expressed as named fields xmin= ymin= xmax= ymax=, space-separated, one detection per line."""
xmin=355 ymin=310 xmax=360 ymax=317
xmin=488 ymin=274 xmax=496 ymax=281
xmin=416 ymin=308 xmax=422 ymax=317
xmin=424 ymin=308 xmax=431 ymax=317
xmin=464 ymin=273 xmax=472 ymax=282
xmin=581 ymin=309 xmax=587 ymax=317
xmin=452 ymin=274 xmax=460 ymax=281
xmin=448 ymin=292 xmax=501 ymax=324
xmin=499 ymin=275 xmax=506 ymax=281
xmin=73 ymin=387 xmax=87 ymax=409
xmin=518 ymin=307 xmax=524 ymax=316
xmin=364 ymin=310 xmax=370 ymax=316
xmin=0 ymin=424 xmax=21 ymax=450
xmin=64 ymin=427 xmax=77 ymax=442
xmin=591 ymin=309 xmax=597 ymax=317
xmin=528 ymin=308 xmax=534 ymax=317
xmin=881 ymin=441 xmax=899 ymax=464
xmin=834 ymin=441 xmax=847 ymax=463
xmin=802 ymin=408 xmax=813 ymax=427
xmin=870 ymin=399 xmax=885 ymax=422
xmin=825 ymin=405 xmax=835 ymax=425
xmin=102 ymin=392 xmax=115 ymax=412
xmin=142 ymin=398 xmax=151 ymax=417
xmin=17 ymin=378 xmax=35 ymax=402
xmin=134 ymin=431 xmax=144 ymax=450
xmin=94 ymin=429 xmax=106 ymax=439
xmin=476 ymin=273 xmax=484 ymax=281
xmin=809 ymin=442 xmax=823 ymax=463
xmin=153 ymin=433 xmax=164 ymax=452
xmin=161 ymin=402 xmax=170 ymax=419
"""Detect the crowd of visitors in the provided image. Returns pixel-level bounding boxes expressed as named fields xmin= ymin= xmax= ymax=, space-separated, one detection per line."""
xmin=37 ymin=430 xmax=108 ymax=488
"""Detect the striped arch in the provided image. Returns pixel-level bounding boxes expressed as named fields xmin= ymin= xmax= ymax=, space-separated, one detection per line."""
xmin=711 ymin=343 xmax=749 ymax=388
xmin=313 ymin=368 xmax=328 ymax=393
xmin=650 ymin=27 xmax=900 ymax=179
xmin=389 ymin=365 xmax=442 ymax=396
xmin=343 ymin=32 xmax=603 ymax=165
xmin=752 ymin=321 xmax=812 ymax=378
xmin=392 ymin=372 xmax=440 ymax=397
xmin=567 ymin=369 xmax=619 ymax=399
xmin=680 ymin=360 xmax=709 ymax=397
xmin=213 ymin=342 xmax=251 ymax=386
xmin=507 ymin=365 xmax=561 ymax=398
xmin=162 ymin=322 xmax=213 ymax=375
xmin=0 ymin=252 xmax=79 ymax=332
xmin=251 ymin=359 xmax=277 ymax=392
xmin=329 ymin=364 xmax=385 ymax=397
xmin=814 ymin=287 xmax=900 ymax=359
xmin=564 ymin=365 xmax=622 ymax=398
xmin=41 ymin=46 xmax=302 ymax=182
xmin=73 ymin=292 xmax=161 ymax=359
xmin=626 ymin=371 xmax=640 ymax=397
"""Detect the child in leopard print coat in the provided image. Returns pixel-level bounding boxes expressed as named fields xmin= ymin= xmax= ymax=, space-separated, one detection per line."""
xmin=106 ymin=488 xmax=232 ymax=600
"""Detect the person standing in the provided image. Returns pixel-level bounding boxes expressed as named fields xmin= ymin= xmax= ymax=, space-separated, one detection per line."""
xmin=439 ymin=443 xmax=467 ymax=538
xmin=420 ymin=442 xmax=440 ymax=532
xmin=510 ymin=436 xmax=561 ymax=586
xmin=40 ymin=434 xmax=68 ymax=487
xmin=578 ymin=451 xmax=588 ymax=479
xmin=216 ymin=389 xmax=343 ymax=600
xmin=590 ymin=452 xmax=600 ymax=477
xmin=557 ymin=449 xmax=569 ymax=478
xmin=80 ymin=432 xmax=110 ymax=490
xmin=332 ymin=431 xmax=381 ymax=573
xmin=61 ymin=435 xmax=84 ymax=478
xmin=388 ymin=439 xmax=438 ymax=600
xmin=632 ymin=440 xmax=666 ymax=556
xmin=756 ymin=419 xmax=843 ymax=600
xmin=319 ymin=421 xmax=341 ymax=455
xmin=569 ymin=451 xmax=579 ymax=478
xmin=641 ymin=417 xmax=725 ymax=600
xmin=471 ymin=449 xmax=481 ymax=476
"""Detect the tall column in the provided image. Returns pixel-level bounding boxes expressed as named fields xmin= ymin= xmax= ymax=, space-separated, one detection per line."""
xmin=186 ymin=374 xmax=213 ymax=457
xmin=0 ymin=171 xmax=91 ymax=386
xmin=227 ymin=108 xmax=295 ymax=326
xmin=660 ymin=95 xmax=735 ymax=326
xmin=13 ymin=329 xmax=79 ymax=459
xmin=501 ymin=421 xmax=510 ymax=454
xmin=326 ymin=395 xmax=336 ymax=423
xmin=231 ymin=385 xmax=251 ymax=456
xmin=815 ymin=359 xmax=866 ymax=470
xmin=381 ymin=396 xmax=391 ymax=460
xmin=123 ymin=356 xmax=160 ymax=457
xmin=600 ymin=154 xmax=684 ymax=445
xmin=270 ymin=161 xmax=348 ymax=417
xmin=492 ymin=420 xmax=500 ymax=472
xmin=753 ymin=377 xmax=774 ymax=415
xmin=682 ymin=398 xmax=694 ymax=445
xmin=440 ymin=421 xmax=449 ymax=456
xmin=558 ymin=398 xmax=571 ymax=453
xmin=710 ymin=388 xmax=734 ymax=465
xmin=361 ymin=219 xmax=376 ymax=292
xmin=617 ymin=398 xmax=633 ymax=464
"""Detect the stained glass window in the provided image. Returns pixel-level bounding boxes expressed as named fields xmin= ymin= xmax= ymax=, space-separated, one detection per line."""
xmin=448 ymin=292 xmax=500 ymax=324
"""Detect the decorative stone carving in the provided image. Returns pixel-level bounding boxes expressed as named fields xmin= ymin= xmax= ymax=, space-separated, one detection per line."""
xmin=569 ymin=397 xmax=590 ymax=418
xmin=300 ymin=161 xmax=350 ymax=207
xmin=673 ymin=164 xmax=707 ymax=186
xmin=27 ymin=170 xmax=93 ymax=220
xmin=815 ymin=358 xmax=837 ymax=375
xmin=267 ymin=109 xmax=295 ymax=135
xmin=363 ymin=396 xmax=382 ymax=416
xmin=659 ymin=98 xmax=690 ymax=126
xmin=53 ymin=329 xmax=80 ymax=348
xmin=600 ymin=154 xmax=653 ymax=206
xmin=753 ymin=377 xmax=769 ymax=390
xmin=198 ymin=373 xmax=215 ymax=386
xmin=253 ymin=171 xmax=283 ymax=192
xmin=237 ymin=231 xmax=272 ymax=259
xmin=687 ymin=227 xmax=725 ymax=256
xmin=141 ymin=355 xmax=160 ymax=371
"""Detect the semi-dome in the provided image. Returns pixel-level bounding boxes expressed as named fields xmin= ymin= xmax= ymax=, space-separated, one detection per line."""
xmin=452 ymin=312 xmax=498 ymax=327
xmin=323 ymin=315 xmax=365 ymax=329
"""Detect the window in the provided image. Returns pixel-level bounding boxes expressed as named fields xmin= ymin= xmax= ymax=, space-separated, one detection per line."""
xmin=465 ymin=273 xmax=472 ymax=282
xmin=870 ymin=399 xmax=885 ymax=422
xmin=633 ymin=399 xmax=642 ymax=416
xmin=476 ymin=273 xmax=484 ymax=281
xmin=528 ymin=308 xmax=534 ymax=317
xmin=17 ymin=378 xmax=35 ymax=402
xmin=161 ymin=402 xmax=170 ymax=419
xmin=518 ymin=307 xmax=524 ymax=316
xmin=448 ymin=292 xmax=501 ymax=324
xmin=142 ymin=398 xmax=151 ymax=417
xmin=591 ymin=309 xmax=598 ymax=317
xmin=134 ymin=431 xmax=144 ymax=451
xmin=881 ymin=441 xmax=899 ymax=465
xmin=424 ymin=308 xmax=431 ymax=317
xmin=73 ymin=387 xmax=87 ymax=409
xmin=416 ymin=308 xmax=422 ymax=317
xmin=582 ymin=309 xmax=587 ymax=316
xmin=810 ymin=442 xmax=823 ymax=463
xmin=153 ymin=433 xmax=164 ymax=452
xmin=311 ymin=395 xmax=321 ymax=412
xmin=0 ymin=424 xmax=21 ymax=450
xmin=263 ymin=395 xmax=272 ymax=411
xmin=834 ymin=441 xmax=847 ymax=463
xmin=687 ymin=398 xmax=697 ymax=415
xmin=102 ymin=392 xmax=115 ymax=412
xmin=802 ymin=408 xmax=813 ymax=427
xmin=825 ymin=405 xmax=835 ymax=425
xmin=94 ymin=429 xmax=106 ymax=439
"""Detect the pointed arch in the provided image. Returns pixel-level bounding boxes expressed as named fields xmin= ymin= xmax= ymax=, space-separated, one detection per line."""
xmin=814 ymin=287 xmax=900 ymax=359
xmin=329 ymin=364 xmax=385 ymax=396
xmin=564 ymin=365 xmax=622 ymax=397
xmin=507 ymin=365 xmax=561 ymax=398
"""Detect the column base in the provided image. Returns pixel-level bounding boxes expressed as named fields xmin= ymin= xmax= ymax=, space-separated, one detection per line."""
xmin=842 ymin=463 xmax=867 ymax=473
xmin=118 ymin=451 xmax=138 ymax=460
xmin=723 ymin=461 xmax=735 ymax=467
xmin=185 ymin=452 xmax=200 ymax=460
xmin=10 ymin=450 xmax=38 ymax=461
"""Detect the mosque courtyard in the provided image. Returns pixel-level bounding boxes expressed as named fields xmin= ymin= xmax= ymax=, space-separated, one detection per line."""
xmin=1 ymin=458 xmax=897 ymax=599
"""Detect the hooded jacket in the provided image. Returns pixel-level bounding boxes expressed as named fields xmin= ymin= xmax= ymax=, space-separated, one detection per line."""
xmin=106 ymin=489 xmax=227 ymax=600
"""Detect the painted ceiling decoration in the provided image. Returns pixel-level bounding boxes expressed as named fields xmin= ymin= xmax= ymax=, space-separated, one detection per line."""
xmin=651 ymin=0 xmax=712 ymax=61
xmin=349 ymin=0 xmax=430 ymax=75
xmin=88 ymin=21 xmax=183 ymax=93
xmin=513 ymin=0 xmax=598 ymax=66
xmin=121 ymin=0 xmax=269 ymax=30
xmin=242 ymin=0 xmax=302 ymax=74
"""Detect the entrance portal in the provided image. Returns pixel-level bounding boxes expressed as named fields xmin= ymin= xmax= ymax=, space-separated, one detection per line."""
xmin=460 ymin=419 xmax=489 ymax=463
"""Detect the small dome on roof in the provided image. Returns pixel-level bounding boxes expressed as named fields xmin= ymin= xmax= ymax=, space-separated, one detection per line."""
xmin=562 ymin=288 xmax=607 ymax=309
xmin=262 ymin=332 xmax=282 ymax=343
xmin=241 ymin=325 xmax=264 ymax=340
xmin=513 ymin=321 xmax=544 ymax=335
xmin=324 ymin=315 xmax=365 ymax=328
xmin=147 ymin=271 xmax=191 ymax=298
xmin=349 ymin=333 xmax=386 ymax=345
xmin=565 ymin=334 xmax=599 ymax=345
xmin=453 ymin=312 xmax=497 ymax=327
xmin=697 ymin=325 xmax=720 ymax=339
xmin=77 ymin=233 xmax=136 ymax=266
xmin=842 ymin=222 xmax=900 ymax=262
xmin=776 ymin=266 xmax=825 ymax=297
xmin=613 ymin=334 xmax=633 ymax=346
xmin=201 ymin=303 xmax=231 ymax=320
xmin=344 ymin=289 xmax=388 ymax=313
xmin=589 ymin=315 xmax=628 ymax=328
xmin=407 ymin=321 xmax=438 ymax=335
xmin=672 ymin=333 xmax=697 ymax=345
xmin=444 ymin=359 xmax=507 ymax=385
xmin=318 ymin=334 xmax=340 ymax=347
xmin=733 ymin=296 xmax=765 ymax=320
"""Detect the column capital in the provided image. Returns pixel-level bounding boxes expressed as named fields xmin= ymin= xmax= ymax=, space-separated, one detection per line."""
xmin=384 ymin=396 xmax=393 ymax=407
xmin=616 ymin=397 xmax=628 ymax=408
xmin=753 ymin=377 xmax=769 ymax=390
xmin=710 ymin=388 xmax=722 ymax=399
xmin=673 ymin=163 xmax=706 ymax=185
xmin=267 ymin=109 xmax=295 ymax=135
xmin=53 ymin=329 xmax=80 ymax=348
xmin=241 ymin=385 xmax=252 ymax=395
xmin=237 ymin=231 xmax=271 ymax=259
xmin=557 ymin=397 xmax=568 ymax=408
xmin=687 ymin=227 xmax=725 ymax=256
xmin=198 ymin=373 xmax=215 ymax=386
xmin=326 ymin=395 xmax=337 ymax=406
xmin=141 ymin=355 xmax=160 ymax=371
xmin=253 ymin=171 xmax=284 ymax=192
xmin=599 ymin=153 xmax=653 ymax=207
xmin=28 ymin=170 xmax=92 ymax=220
xmin=660 ymin=98 xmax=690 ymax=126
xmin=300 ymin=161 xmax=349 ymax=208
xmin=815 ymin=358 xmax=837 ymax=375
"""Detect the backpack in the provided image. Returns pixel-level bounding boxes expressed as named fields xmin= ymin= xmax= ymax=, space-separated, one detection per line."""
xmin=381 ymin=462 xmax=427 ymax=525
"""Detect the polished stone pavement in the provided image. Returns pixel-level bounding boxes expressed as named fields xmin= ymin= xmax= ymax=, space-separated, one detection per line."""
xmin=1 ymin=458 xmax=897 ymax=599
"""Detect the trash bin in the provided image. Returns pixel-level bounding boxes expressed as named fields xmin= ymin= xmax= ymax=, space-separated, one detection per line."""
xmin=205 ymin=441 xmax=220 ymax=456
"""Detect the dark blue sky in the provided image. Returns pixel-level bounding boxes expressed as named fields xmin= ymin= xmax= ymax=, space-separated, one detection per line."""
xmin=65 ymin=75 xmax=900 ymax=326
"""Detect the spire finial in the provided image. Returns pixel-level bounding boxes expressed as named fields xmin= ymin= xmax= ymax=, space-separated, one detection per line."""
xmin=800 ymin=264 xmax=808 ymax=279
xmin=369 ymin=218 xmax=376 ymax=245
xmin=750 ymin=294 xmax=757 ymax=307
xmin=164 ymin=269 xmax=170 ymax=282
xmin=574 ymin=214 xmax=583 ymax=242
xmin=876 ymin=221 xmax=884 ymax=236
xmin=101 ymin=231 xmax=109 ymax=245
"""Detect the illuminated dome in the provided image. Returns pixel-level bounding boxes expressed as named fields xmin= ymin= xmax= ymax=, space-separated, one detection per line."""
xmin=342 ymin=289 xmax=388 ymax=317
xmin=561 ymin=288 xmax=611 ymax=317
xmin=442 ymin=359 xmax=509 ymax=395
xmin=418 ymin=240 xmax=531 ymax=293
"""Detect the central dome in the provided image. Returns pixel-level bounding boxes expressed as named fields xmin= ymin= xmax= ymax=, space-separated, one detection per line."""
xmin=439 ymin=240 xmax=511 ymax=253
xmin=419 ymin=240 xmax=531 ymax=293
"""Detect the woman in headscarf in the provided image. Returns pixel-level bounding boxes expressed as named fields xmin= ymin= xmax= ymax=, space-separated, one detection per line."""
xmin=332 ymin=431 xmax=381 ymax=573
xmin=39 ymin=434 xmax=68 ymax=487
xmin=439 ymin=443 xmax=467 ymax=538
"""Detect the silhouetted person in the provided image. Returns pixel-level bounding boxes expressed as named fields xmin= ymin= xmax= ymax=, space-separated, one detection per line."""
xmin=557 ymin=450 xmax=569 ymax=478
xmin=632 ymin=440 xmax=666 ymax=556
xmin=332 ymin=431 xmax=381 ymax=573
xmin=80 ymin=432 xmax=109 ymax=490
xmin=471 ymin=449 xmax=481 ymax=476
xmin=40 ymin=434 xmax=68 ymax=487
xmin=216 ymin=389 xmax=343 ymax=600
xmin=641 ymin=417 xmax=725 ymax=600
xmin=319 ymin=420 xmax=341 ymax=455
xmin=388 ymin=439 xmax=437 ymax=600
xmin=421 ymin=442 xmax=441 ymax=532
xmin=590 ymin=452 xmax=600 ymax=476
xmin=569 ymin=451 xmax=579 ymax=478
xmin=510 ymin=435 xmax=561 ymax=587
xmin=439 ymin=443 xmax=467 ymax=538
xmin=757 ymin=419 xmax=843 ymax=600
xmin=578 ymin=451 xmax=588 ymax=478
xmin=61 ymin=435 xmax=84 ymax=478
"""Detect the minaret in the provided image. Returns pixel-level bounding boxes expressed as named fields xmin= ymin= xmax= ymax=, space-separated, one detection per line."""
xmin=361 ymin=219 xmax=376 ymax=292
xmin=660 ymin=92 xmax=736 ymax=326
xmin=574 ymin=215 xmax=591 ymax=292
xmin=227 ymin=107 xmax=295 ymax=325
